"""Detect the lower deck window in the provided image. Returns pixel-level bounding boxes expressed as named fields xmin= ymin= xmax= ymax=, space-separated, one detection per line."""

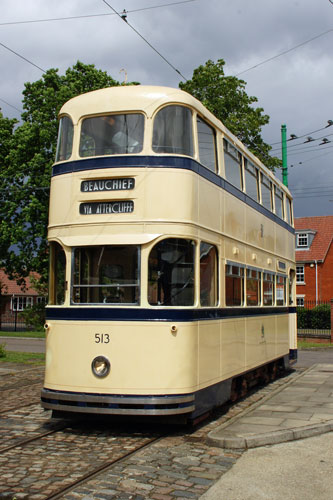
xmin=72 ymin=245 xmax=139 ymax=304
xmin=263 ymin=272 xmax=275 ymax=306
xmin=276 ymin=275 xmax=286 ymax=306
xmin=226 ymin=264 xmax=244 ymax=306
xmin=49 ymin=242 xmax=66 ymax=305
xmin=246 ymin=269 xmax=261 ymax=306
xmin=148 ymin=238 xmax=195 ymax=306
xmin=200 ymin=242 xmax=218 ymax=306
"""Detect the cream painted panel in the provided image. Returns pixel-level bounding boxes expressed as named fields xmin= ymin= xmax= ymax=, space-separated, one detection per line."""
xmin=276 ymin=314 xmax=291 ymax=354
xmin=143 ymin=169 xmax=195 ymax=223
xmin=220 ymin=319 xmax=246 ymax=379
xmin=245 ymin=205 xmax=263 ymax=249
xmin=245 ymin=316 xmax=277 ymax=368
xmin=224 ymin=194 xmax=246 ymax=242
xmin=44 ymin=320 xmax=198 ymax=395
xmin=198 ymin=179 xmax=221 ymax=234
xmin=198 ymin=321 xmax=220 ymax=388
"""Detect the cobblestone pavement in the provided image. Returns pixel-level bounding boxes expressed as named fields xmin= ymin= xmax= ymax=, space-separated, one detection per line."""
xmin=0 ymin=365 xmax=304 ymax=500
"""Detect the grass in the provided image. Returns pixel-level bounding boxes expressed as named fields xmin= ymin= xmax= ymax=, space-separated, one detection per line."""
xmin=297 ymin=340 xmax=333 ymax=349
xmin=0 ymin=330 xmax=45 ymax=339
xmin=0 ymin=347 xmax=45 ymax=365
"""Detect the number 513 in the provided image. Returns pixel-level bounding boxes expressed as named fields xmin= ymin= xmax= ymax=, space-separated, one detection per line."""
xmin=95 ymin=333 xmax=110 ymax=344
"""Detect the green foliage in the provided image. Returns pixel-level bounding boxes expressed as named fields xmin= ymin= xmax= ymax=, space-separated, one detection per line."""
xmin=179 ymin=59 xmax=281 ymax=171
xmin=297 ymin=304 xmax=331 ymax=330
xmin=0 ymin=61 xmax=121 ymax=284
xmin=19 ymin=302 xmax=46 ymax=331
xmin=0 ymin=342 xmax=6 ymax=358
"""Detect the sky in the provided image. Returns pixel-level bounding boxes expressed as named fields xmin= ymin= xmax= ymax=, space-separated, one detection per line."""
xmin=1 ymin=0 xmax=333 ymax=218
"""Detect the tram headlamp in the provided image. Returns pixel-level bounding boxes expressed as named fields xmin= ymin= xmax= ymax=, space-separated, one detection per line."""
xmin=91 ymin=356 xmax=110 ymax=378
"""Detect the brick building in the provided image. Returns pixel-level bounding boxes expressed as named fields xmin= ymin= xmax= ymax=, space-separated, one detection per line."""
xmin=0 ymin=270 xmax=43 ymax=330
xmin=295 ymin=216 xmax=333 ymax=306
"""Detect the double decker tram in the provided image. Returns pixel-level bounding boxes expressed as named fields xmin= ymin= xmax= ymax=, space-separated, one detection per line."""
xmin=41 ymin=86 xmax=297 ymax=422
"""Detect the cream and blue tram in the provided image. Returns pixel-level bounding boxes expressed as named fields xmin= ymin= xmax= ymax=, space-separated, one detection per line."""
xmin=41 ymin=85 xmax=297 ymax=421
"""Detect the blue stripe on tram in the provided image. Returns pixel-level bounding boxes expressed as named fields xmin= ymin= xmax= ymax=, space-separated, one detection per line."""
xmin=52 ymin=156 xmax=295 ymax=235
xmin=46 ymin=307 xmax=297 ymax=322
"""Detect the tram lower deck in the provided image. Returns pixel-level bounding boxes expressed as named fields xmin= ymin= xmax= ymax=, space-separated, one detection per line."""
xmin=41 ymin=309 xmax=294 ymax=420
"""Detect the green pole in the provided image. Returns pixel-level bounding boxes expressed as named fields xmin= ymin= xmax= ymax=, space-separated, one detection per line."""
xmin=281 ymin=124 xmax=288 ymax=187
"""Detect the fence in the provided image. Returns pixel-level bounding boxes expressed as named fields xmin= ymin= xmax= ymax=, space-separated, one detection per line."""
xmin=297 ymin=300 xmax=333 ymax=343
xmin=0 ymin=309 xmax=30 ymax=332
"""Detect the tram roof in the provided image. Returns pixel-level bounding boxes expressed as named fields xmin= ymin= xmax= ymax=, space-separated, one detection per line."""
xmin=59 ymin=85 xmax=290 ymax=195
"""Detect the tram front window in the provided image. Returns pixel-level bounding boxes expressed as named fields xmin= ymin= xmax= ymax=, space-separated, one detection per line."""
xmin=72 ymin=246 xmax=140 ymax=304
xmin=79 ymin=114 xmax=144 ymax=157
xmin=148 ymin=238 xmax=195 ymax=306
xmin=152 ymin=105 xmax=193 ymax=156
xmin=55 ymin=116 xmax=73 ymax=162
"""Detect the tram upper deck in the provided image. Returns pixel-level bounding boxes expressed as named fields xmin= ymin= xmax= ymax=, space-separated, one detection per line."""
xmin=50 ymin=85 xmax=294 ymax=261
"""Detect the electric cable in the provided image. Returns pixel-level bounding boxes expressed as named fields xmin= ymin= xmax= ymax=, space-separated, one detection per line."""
xmin=0 ymin=1 xmax=196 ymax=26
xmin=101 ymin=0 xmax=187 ymax=81
xmin=235 ymin=27 xmax=333 ymax=77
xmin=0 ymin=41 xmax=45 ymax=72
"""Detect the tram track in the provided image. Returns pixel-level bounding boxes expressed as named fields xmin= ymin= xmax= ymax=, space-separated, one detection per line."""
xmin=0 ymin=410 xmax=167 ymax=500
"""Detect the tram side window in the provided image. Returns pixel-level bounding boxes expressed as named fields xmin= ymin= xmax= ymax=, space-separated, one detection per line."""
xmin=276 ymin=275 xmax=286 ymax=306
xmin=49 ymin=242 xmax=66 ymax=305
xmin=263 ymin=272 xmax=275 ymax=306
xmin=79 ymin=114 xmax=144 ymax=157
xmin=197 ymin=117 xmax=217 ymax=172
xmin=225 ymin=264 xmax=244 ymax=306
xmin=246 ymin=269 xmax=261 ymax=306
xmin=200 ymin=242 xmax=218 ymax=307
xmin=286 ymin=196 xmax=293 ymax=225
xmin=148 ymin=238 xmax=195 ymax=306
xmin=152 ymin=105 xmax=193 ymax=156
xmin=55 ymin=116 xmax=73 ymax=162
xmin=72 ymin=246 xmax=140 ymax=304
xmin=274 ymin=186 xmax=284 ymax=219
xmin=289 ymin=269 xmax=295 ymax=305
xmin=223 ymin=139 xmax=243 ymax=191
xmin=261 ymin=173 xmax=273 ymax=211
xmin=244 ymin=159 xmax=259 ymax=202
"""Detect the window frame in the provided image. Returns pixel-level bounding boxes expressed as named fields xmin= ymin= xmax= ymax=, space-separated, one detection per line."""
xmin=197 ymin=116 xmax=217 ymax=172
xmin=200 ymin=242 xmax=218 ymax=307
xmin=296 ymin=265 xmax=305 ymax=284
xmin=223 ymin=139 xmax=243 ymax=191
xmin=225 ymin=263 xmax=245 ymax=307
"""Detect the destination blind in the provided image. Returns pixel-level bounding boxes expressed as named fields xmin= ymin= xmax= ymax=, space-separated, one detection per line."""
xmin=80 ymin=201 xmax=134 ymax=215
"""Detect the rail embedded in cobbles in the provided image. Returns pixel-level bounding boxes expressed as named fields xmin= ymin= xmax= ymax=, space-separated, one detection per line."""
xmin=0 ymin=366 xmax=303 ymax=500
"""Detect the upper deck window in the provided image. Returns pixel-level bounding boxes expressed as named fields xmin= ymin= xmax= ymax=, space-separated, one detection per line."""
xmin=152 ymin=105 xmax=193 ymax=156
xmin=55 ymin=116 xmax=74 ymax=162
xmin=286 ymin=196 xmax=293 ymax=225
xmin=260 ymin=173 xmax=273 ymax=211
xmin=244 ymin=159 xmax=259 ymax=202
xmin=79 ymin=113 xmax=144 ymax=157
xmin=274 ymin=186 xmax=284 ymax=219
xmin=197 ymin=117 xmax=217 ymax=172
xmin=223 ymin=139 xmax=243 ymax=190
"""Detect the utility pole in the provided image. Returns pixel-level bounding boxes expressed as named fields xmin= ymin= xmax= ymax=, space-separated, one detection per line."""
xmin=281 ymin=124 xmax=288 ymax=187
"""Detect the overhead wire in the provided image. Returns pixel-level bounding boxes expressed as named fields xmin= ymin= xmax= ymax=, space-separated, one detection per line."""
xmin=235 ymin=27 xmax=333 ymax=77
xmin=0 ymin=1 xmax=196 ymax=26
xmin=0 ymin=41 xmax=45 ymax=73
xmin=101 ymin=0 xmax=188 ymax=81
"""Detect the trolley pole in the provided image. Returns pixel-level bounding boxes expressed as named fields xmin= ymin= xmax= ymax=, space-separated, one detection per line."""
xmin=281 ymin=124 xmax=288 ymax=187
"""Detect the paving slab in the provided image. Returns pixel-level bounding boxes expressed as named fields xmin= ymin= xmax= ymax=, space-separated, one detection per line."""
xmin=207 ymin=364 xmax=333 ymax=450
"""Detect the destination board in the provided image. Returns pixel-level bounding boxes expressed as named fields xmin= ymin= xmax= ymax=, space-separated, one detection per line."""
xmin=80 ymin=201 xmax=134 ymax=215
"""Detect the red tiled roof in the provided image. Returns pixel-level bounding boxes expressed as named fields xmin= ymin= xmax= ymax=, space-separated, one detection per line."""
xmin=0 ymin=270 xmax=39 ymax=296
xmin=295 ymin=216 xmax=333 ymax=262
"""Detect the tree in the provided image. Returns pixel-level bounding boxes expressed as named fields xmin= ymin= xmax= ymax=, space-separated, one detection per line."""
xmin=179 ymin=59 xmax=281 ymax=171
xmin=0 ymin=62 xmax=122 ymax=283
